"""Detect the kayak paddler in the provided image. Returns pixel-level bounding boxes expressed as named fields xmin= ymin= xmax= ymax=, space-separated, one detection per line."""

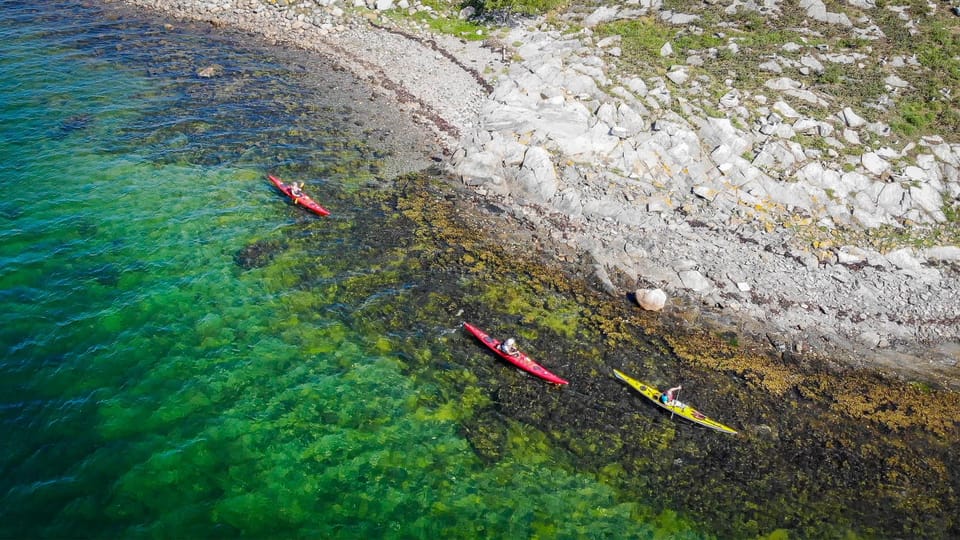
xmin=660 ymin=384 xmax=682 ymax=406
xmin=289 ymin=181 xmax=305 ymax=199
xmin=499 ymin=337 xmax=520 ymax=357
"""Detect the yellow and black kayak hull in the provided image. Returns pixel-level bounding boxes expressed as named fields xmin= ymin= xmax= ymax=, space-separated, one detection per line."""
xmin=613 ymin=369 xmax=737 ymax=435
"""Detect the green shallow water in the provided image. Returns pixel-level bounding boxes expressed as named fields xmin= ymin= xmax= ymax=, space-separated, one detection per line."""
xmin=0 ymin=2 xmax=695 ymax=538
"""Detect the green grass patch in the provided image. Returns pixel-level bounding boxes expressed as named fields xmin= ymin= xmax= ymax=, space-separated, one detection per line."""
xmin=412 ymin=11 xmax=488 ymax=40
xmin=474 ymin=0 xmax=569 ymax=15
xmin=943 ymin=201 xmax=960 ymax=224
xmin=597 ymin=18 xmax=674 ymax=67
xmin=891 ymin=98 xmax=936 ymax=137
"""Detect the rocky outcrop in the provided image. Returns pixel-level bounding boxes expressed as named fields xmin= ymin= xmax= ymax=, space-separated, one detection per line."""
xmin=449 ymin=5 xmax=959 ymax=373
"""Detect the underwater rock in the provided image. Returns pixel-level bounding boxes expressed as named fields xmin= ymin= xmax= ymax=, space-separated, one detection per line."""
xmin=58 ymin=113 xmax=94 ymax=133
xmin=234 ymin=239 xmax=284 ymax=269
xmin=196 ymin=64 xmax=224 ymax=78
xmin=460 ymin=409 xmax=508 ymax=463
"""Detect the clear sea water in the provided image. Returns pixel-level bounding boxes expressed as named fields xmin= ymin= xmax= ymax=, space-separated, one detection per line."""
xmin=0 ymin=1 xmax=695 ymax=538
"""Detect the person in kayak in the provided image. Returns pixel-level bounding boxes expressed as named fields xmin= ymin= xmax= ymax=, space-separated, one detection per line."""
xmin=289 ymin=181 xmax=306 ymax=199
xmin=661 ymin=385 xmax=682 ymax=405
xmin=500 ymin=338 xmax=520 ymax=357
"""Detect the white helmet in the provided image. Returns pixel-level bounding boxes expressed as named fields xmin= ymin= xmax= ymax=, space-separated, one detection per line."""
xmin=504 ymin=338 xmax=516 ymax=347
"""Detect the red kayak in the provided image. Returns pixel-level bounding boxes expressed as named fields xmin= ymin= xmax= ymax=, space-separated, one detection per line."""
xmin=268 ymin=174 xmax=330 ymax=217
xmin=463 ymin=322 xmax=568 ymax=385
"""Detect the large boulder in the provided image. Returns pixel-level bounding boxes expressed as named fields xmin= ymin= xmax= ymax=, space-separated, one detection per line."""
xmin=636 ymin=288 xmax=667 ymax=311
xmin=516 ymin=146 xmax=559 ymax=202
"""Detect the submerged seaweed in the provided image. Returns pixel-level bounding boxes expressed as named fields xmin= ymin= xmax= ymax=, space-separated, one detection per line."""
xmin=234 ymin=237 xmax=286 ymax=270
xmin=349 ymin=173 xmax=960 ymax=539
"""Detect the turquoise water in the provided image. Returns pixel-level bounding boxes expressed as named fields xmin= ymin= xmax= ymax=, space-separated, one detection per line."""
xmin=0 ymin=2 xmax=693 ymax=538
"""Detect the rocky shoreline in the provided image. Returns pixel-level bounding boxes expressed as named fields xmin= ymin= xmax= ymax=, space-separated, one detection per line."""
xmin=107 ymin=0 xmax=959 ymax=385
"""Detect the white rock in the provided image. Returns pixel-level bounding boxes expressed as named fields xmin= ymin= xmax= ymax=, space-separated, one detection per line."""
xmin=841 ymin=106 xmax=867 ymax=128
xmin=615 ymin=103 xmax=647 ymax=137
xmin=793 ymin=118 xmax=820 ymax=133
xmin=583 ymin=5 xmax=619 ymax=27
xmin=458 ymin=150 xmax=507 ymax=193
xmin=699 ymin=116 xmax=751 ymax=157
xmin=784 ymin=88 xmax=829 ymax=106
xmin=719 ymin=90 xmax=740 ymax=108
xmin=861 ymin=152 xmax=891 ymax=175
xmin=666 ymin=68 xmax=688 ymax=85
xmin=517 ymin=146 xmax=559 ymax=202
xmin=924 ymin=246 xmax=960 ymax=262
xmin=766 ymin=77 xmax=802 ymax=91
xmin=759 ymin=60 xmax=783 ymax=73
xmin=662 ymin=11 xmax=700 ymax=24
xmin=859 ymin=330 xmax=882 ymax=347
xmin=636 ymin=288 xmax=667 ymax=311
xmin=836 ymin=246 xmax=868 ymax=264
xmin=842 ymin=129 xmax=860 ymax=145
xmin=623 ymin=77 xmax=648 ymax=96
xmin=867 ymin=122 xmax=891 ymax=137
xmin=875 ymin=146 xmax=901 ymax=159
xmin=647 ymin=197 xmax=671 ymax=212
xmin=692 ymin=185 xmax=719 ymax=201
xmin=852 ymin=206 xmax=889 ymax=227
xmin=552 ymin=188 xmax=583 ymax=217
xmin=917 ymin=154 xmax=940 ymax=172
xmin=823 ymin=53 xmax=861 ymax=64
xmin=801 ymin=0 xmax=852 ymax=26
xmin=876 ymin=183 xmax=907 ymax=216
xmin=910 ymin=183 xmax=947 ymax=222
xmin=930 ymin=142 xmax=960 ymax=167
xmin=903 ymin=165 xmax=927 ymax=181
xmin=801 ymin=55 xmax=824 ymax=73
xmin=678 ymin=269 xmax=713 ymax=292
xmin=773 ymin=100 xmax=800 ymax=118
xmin=597 ymin=36 xmax=621 ymax=48
xmin=885 ymin=248 xmax=923 ymax=271
xmin=884 ymin=75 xmax=910 ymax=88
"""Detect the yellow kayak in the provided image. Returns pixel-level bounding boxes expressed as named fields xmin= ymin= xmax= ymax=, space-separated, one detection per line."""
xmin=613 ymin=370 xmax=737 ymax=435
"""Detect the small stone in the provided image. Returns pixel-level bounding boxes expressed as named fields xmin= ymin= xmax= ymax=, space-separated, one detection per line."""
xmin=635 ymin=288 xmax=667 ymax=311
